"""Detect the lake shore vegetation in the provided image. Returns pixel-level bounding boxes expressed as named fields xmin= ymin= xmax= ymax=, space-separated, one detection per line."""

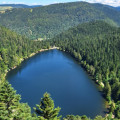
xmin=0 ymin=8 xmax=120 ymax=119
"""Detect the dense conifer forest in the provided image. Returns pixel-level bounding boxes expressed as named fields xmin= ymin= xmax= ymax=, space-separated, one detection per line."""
xmin=51 ymin=21 xmax=120 ymax=119
xmin=0 ymin=2 xmax=120 ymax=39
xmin=0 ymin=26 xmax=53 ymax=119
xmin=0 ymin=26 xmax=50 ymax=81
xmin=0 ymin=1 xmax=120 ymax=120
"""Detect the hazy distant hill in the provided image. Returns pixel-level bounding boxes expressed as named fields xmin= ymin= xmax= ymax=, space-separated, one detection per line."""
xmin=0 ymin=4 xmax=42 ymax=8
xmin=0 ymin=4 xmax=42 ymax=13
xmin=0 ymin=2 xmax=120 ymax=39
xmin=92 ymin=3 xmax=120 ymax=25
xmin=116 ymin=7 xmax=120 ymax=11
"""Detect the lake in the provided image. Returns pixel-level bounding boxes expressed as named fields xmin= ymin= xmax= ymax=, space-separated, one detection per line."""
xmin=7 ymin=49 xmax=106 ymax=118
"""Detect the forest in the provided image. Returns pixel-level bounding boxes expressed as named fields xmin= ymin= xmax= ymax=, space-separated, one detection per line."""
xmin=0 ymin=26 xmax=50 ymax=82
xmin=51 ymin=21 xmax=120 ymax=119
xmin=0 ymin=2 xmax=120 ymax=39
xmin=0 ymin=20 xmax=120 ymax=119
xmin=0 ymin=1 xmax=120 ymax=120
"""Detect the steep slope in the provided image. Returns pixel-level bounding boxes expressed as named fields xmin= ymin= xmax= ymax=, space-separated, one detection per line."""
xmin=0 ymin=20 xmax=120 ymax=119
xmin=0 ymin=26 xmax=49 ymax=81
xmin=0 ymin=2 xmax=120 ymax=40
xmin=0 ymin=4 xmax=42 ymax=13
xmin=93 ymin=3 xmax=120 ymax=25
xmin=51 ymin=21 xmax=120 ymax=118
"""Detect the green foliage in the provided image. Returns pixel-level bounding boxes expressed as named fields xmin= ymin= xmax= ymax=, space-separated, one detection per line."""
xmin=64 ymin=115 xmax=107 ymax=120
xmin=0 ymin=81 xmax=35 ymax=120
xmin=0 ymin=2 xmax=120 ymax=39
xmin=51 ymin=20 xmax=120 ymax=118
xmin=94 ymin=116 xmax=105 ymax=120
xmin=0 ymin=7 xmax=120 ymax=119
xmin=64 ymin=115 xmax=91 ymax=120
xmin=34 ymin=92 xmax=61 ymax=120
xmin=0 ymin=6 xmax=12 ymax=13
xmin=0 ymin=26 xmax=50 ymax=81
xmin=114 ymin=102 xmax=120 ymax=119
xmin=103 ymin=82 xmax=111 ymax=102
xmin=0 ymin=25 xmax=54 ymax=119
xmin=112 ymin=82 xmax=120 ymax=102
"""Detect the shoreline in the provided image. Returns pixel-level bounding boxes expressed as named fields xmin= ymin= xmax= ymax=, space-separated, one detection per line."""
xmin=3 ymin=46 xmax=104 ymax=97
xmin=7 ymin=47 xmax=107 ymax=117
xmin=1 ymin=46 xmax=59 ymax=83
xmin=3 ymin=47 xmax=109 ymax=118
xmin=6 ymin=46 xmax=105 ymax=91
xmin=4 ymin=46 xmax=104 ymax=90
xmin=29 ymin=47 xmax=59 ymax=58
xmin=59 ymin=49 xmax=109 ymax=114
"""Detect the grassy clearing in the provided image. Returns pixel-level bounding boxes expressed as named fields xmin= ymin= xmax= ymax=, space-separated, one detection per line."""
xmin=0 ymin=6 xmax=12 ymax=13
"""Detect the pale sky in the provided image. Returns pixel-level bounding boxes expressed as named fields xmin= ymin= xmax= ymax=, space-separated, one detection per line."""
xmin=0 ymin=0 xmax=120 ymax=7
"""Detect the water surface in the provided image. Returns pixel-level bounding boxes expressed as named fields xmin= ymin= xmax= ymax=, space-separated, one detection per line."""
xmin=7 ymin=49 xmax=105 ymax=118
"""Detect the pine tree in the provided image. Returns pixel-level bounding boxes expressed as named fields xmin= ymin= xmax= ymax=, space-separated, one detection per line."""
xmin=103 ymin=82 xmax=111 ymax=102
xmin=0 ymin=81 xmax=35 ymax=120
xmin=34 ymin=92 xmax=61 ymax=120
xmin=110 ymin=101 xmax=115 ymax=113
xmin=0 ymin=81 xmax=20 ymax=118
xmin=115 ymin=102 xmax=120 ymax=119
xmin=94 ymin=115 xmax=105 ymax=120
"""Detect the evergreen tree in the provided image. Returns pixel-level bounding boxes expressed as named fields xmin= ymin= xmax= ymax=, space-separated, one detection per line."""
xmin=34 ymin=92 xmax=61 ymax=120
xmin=103 ymin=82 xmax=111 ymax=102
xmin=63 ymin=115 xmax=91 ymax=120
xmin=94 ymin=115 xmax=105 ymax=120
xmin=0 ymin=81 xmax=20 ymax=118
xmin=0 ymin=81 xmax=35 ymax=120
xmin=115 ymin=102 xmax=120 ymax=119
xmin=110 ymin=101 xmax=115 ymax=113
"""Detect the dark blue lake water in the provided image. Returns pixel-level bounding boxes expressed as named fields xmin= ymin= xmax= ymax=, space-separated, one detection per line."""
xmin=7 ymin=49 xmax=105 ymax=118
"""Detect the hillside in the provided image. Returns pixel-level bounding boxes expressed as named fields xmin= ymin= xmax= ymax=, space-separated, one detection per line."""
xmin=51 ymin=21 xmax=120 ymax=118
xmin=0 ymin=2 xmax=120 ymax=39
xmin=0 ymin=19 xmax=120 ymax=119
xmin=116 ymin=7 xmax=120 ymax=11
xmin=0 ymin=4 xmax=42 ymax=13
xmin=0 ymin=6 xmax=12 ymax=13
xmin=93 ymin=3 xmax=120 ymax=25
xmin=0 ymin=4 xmax=42 ymax=8
xmin=0 ymin=26 xmax=49 ymax=81
xmin=0 ymin=26 xmax=37 ymax=118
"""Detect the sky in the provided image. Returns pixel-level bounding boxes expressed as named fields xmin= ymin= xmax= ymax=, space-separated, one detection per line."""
xmin=0 ymin=0 xmax=120 ymax=7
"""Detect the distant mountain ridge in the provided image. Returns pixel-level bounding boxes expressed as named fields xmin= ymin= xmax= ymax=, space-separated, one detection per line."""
xmin=0 ymin=2 xmax=120 ymax=40
xmin=0 ymin=4 xmax=42 ymax=8
xmin=116 ymin=7 xmax=120 ymax=11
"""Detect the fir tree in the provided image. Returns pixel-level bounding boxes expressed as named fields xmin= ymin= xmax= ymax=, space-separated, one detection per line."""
xmin=0 ymin=81 xmax=35 ymax=120
xmin=34 ymin=92 xmax=61 ymax=120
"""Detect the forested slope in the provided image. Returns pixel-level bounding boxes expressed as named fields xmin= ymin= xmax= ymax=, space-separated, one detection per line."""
xmin=0 ymin=2 xmax=120 ymax=39
xmin=116 ymin=7 xmax=120 ymax=11
xmin=0 ymin=20 xmax=120 ymax=119
xmin=51 ymin=21 xmax=120 ymax=119
xmin=0 ymin=26 xmax=49 ymax=81
xmin=93 ymin=3 xmax=120 ymax=25
xmin=0 ymin=26 xmax=52 ymax=119
xmin=0 ymin=25 xmax=90 ymax=120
